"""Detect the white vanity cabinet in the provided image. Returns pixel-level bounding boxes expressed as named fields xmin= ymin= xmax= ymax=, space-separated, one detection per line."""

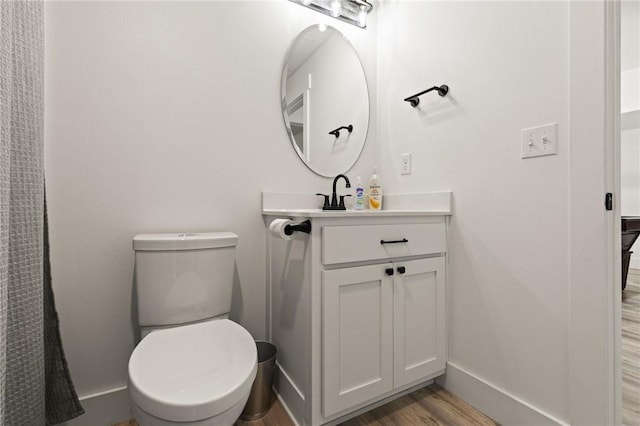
xmin=321 ymin=226 xmax=446 ymax=417
xmin=263 ymin=193 xmax=451 ymax=426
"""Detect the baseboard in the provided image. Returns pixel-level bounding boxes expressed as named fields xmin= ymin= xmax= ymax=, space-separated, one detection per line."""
xmin=60 ymin=386 xmax=132 ymax=426
xmin=275 ymin=391 xmax=301 ymax=426
xmin=436 ymin=362 xmax=568 ymax=426
xmin=273 ymin=362 xmax=306 ymax=425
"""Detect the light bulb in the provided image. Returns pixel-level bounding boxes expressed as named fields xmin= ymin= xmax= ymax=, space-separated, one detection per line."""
xmin=318 ymin=23 xmax=327 ymax=32
xmin=330 ymin=0 xmax=341 ymax=17
xmin=357 ymin=5 xmax=367 ymax=27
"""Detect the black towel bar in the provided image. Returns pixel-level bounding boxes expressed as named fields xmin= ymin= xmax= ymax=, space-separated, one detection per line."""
xmin=404 ymin=85 xmax=449 ymax=107
xmin=329 ymin=124 xmax=353 ymax=138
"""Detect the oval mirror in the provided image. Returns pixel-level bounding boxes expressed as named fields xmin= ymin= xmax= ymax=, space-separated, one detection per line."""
xmin=281 ymin=25 xmax=370 ymax=177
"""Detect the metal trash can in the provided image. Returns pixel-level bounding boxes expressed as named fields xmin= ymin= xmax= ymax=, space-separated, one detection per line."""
xmin=241 ymin=341 xmax=277 ymax=420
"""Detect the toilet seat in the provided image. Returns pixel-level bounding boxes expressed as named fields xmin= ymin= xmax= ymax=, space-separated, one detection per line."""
xmin=128 ymin=319 xmax=257 ymax=422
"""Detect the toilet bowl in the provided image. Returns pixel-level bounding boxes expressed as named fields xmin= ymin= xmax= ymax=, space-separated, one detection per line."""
xmin=128 ymin=319 xmax=257 ymax=425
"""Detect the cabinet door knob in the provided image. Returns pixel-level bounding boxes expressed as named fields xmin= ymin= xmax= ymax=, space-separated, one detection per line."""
xmin=385 ymin=267 xmax=394 ymax=276
xmin=397 ymin=266 xmax=406 ymax=274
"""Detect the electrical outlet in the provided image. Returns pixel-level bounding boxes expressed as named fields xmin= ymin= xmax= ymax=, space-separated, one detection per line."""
xmin=400 ymin=153 xmax=412 ymax=175
xmin=521 ymin=123 xmax=557 ymax=159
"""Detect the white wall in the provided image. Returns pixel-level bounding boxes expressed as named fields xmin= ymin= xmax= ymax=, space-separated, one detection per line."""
xmin=621 ymin=68 xmax=640 ymax=113
xmin=377 ymin=1 xmax=569 ymax=423
xmin=44 ymin=0 xmax=377 ymax=402
xmin=621 ymin=0 xmax=639 ymax=74
xmin=621 ymin=129 xmax=640 ymax=216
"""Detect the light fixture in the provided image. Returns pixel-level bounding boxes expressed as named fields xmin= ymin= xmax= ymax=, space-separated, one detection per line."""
xmin=330 ymin=0 xmax=342 ymax=17
xmin=289 ymin=0 xmax=374 ymax=29
xmin=357 ymin=5 xmax=367 ymax=27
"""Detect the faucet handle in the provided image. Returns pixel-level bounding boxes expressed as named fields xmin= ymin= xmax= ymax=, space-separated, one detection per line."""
xmin=339 ymin=194 xmax=352 ymax=208
xmin=316 ymin=193 xmax=330 ymax=209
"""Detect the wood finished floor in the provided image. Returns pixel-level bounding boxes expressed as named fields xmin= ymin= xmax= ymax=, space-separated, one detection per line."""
xmin=339 ymin=384 xmax=497 ymax=426
xmin=116 ymin=384 xmax=496 ymax=426
xmin=624 ymin=268 xmax=640 ymax=426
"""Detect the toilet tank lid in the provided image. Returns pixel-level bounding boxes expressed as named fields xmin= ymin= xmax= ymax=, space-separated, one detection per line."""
xmin=133 ymin=232 xmax=238 ymax=251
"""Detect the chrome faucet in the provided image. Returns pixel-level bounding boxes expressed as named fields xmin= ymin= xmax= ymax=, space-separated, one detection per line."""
xmin=316 ymin=174 xmax=351 ymax=211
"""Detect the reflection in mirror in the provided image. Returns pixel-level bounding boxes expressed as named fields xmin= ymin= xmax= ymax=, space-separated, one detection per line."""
xmin=282 ymin=24 xmax=369 ymax=177
xmin=287 ymin=94 xmax=305 ymax=155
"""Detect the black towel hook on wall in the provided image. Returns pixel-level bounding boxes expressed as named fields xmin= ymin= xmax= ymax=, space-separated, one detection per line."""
xmin=404 ymin=85 xmax=449 ymax=107
xmin=329 ymin=124 xmax=353 ymax=138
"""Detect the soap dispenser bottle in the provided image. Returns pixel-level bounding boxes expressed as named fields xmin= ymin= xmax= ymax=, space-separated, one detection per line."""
xmin=354 ymin=177 xmax=365 ymax=210
xmin=368 ymin=167 xmax=382 ymax=210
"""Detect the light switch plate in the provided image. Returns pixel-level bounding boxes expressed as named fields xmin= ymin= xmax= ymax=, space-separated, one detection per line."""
xmin=400 ymin=153 xmax=412 ymax=175
xmin=521 ymin=123 xmax=557 ymax=159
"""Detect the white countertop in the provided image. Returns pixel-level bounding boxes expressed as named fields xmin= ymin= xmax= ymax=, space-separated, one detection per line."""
xmin=262 ymin=191 xmax=453 ymax=217
xmin=262 ymin=208 xmax=451 ymax=217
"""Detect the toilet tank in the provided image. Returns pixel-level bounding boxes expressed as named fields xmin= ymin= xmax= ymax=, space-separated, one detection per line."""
xmin=133 ymin=232 xmax=238 ymax=327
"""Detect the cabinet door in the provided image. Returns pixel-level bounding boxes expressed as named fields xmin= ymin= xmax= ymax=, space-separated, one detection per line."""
xmin=393 ymin=257 xmax=446 ymax=388
xmin=322 ymin=264 xmax=393 ymax=417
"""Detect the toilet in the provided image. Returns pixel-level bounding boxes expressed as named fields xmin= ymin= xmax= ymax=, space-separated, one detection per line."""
xmin=128 ymin=232 xmax=257 ymax=426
